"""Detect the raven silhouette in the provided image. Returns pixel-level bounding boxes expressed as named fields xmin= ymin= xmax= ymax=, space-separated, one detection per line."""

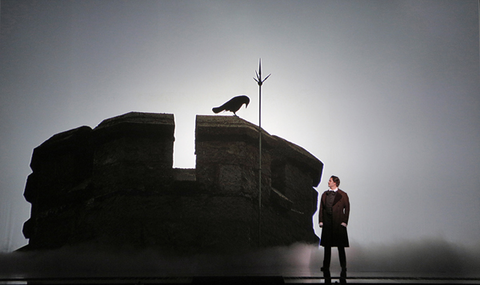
xmin=212 ymin=95 xmax=250 ymax=116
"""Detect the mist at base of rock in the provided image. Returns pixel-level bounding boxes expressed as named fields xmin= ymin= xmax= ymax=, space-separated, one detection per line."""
xmin=1 ymin=240 xmax=480 ymax=280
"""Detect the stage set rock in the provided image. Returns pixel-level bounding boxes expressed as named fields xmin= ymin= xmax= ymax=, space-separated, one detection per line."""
xmin=22 ymin=112 xmax=323 ymax=252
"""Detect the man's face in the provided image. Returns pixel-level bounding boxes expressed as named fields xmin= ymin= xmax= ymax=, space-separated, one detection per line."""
xmin=328 ymin=177 xmax=336 ymax=189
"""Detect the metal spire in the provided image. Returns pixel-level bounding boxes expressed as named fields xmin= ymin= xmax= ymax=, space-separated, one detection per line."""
xmin=254 ymin=59 xmax=270 ymax=246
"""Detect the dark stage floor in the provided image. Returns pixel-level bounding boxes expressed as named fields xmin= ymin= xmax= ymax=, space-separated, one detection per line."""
xmin=1 ymin=275 xmax=480 ymax=285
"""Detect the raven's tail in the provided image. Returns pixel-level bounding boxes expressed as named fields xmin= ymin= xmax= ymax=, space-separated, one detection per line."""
xmin=212 ymin=107 xmax=223 ymax=113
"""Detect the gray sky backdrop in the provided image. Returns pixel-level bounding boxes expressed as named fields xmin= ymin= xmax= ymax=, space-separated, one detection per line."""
xmin=1 ymin=0 xmax=479 ymax=252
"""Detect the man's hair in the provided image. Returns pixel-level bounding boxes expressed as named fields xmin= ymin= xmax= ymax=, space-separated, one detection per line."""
xmin=331 ymin=175 xmax=340 ymax=187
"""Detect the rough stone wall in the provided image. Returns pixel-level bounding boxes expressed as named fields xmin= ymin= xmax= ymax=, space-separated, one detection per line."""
xmin=91 ymin=112 xmax=175 ymax=196
xmin=22 ymin=112 xmax=323 ymax=252
xmin=23 ymin=112 xmax=176 ymax=249
xmin=23 ymin=126 xmax=95 ymax=249
xmin=194 ymin=115 xmax=322 ymax=247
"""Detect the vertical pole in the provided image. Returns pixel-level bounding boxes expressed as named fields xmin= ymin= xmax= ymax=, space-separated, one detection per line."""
xmin=258 ymin=66 xmax=262 ymax=246
xmin=254 ymin=59 xmax=270 ymax=246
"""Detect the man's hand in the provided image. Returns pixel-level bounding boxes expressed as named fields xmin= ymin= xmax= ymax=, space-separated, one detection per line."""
xmin=341 ymin=222 xmax=347 ymax=227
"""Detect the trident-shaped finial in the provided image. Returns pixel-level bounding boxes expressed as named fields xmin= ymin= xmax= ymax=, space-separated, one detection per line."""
xmin=253 ymin=58 xmax=270 ymax=246
xmin=254 ymin=59 xmax=271 ymax=86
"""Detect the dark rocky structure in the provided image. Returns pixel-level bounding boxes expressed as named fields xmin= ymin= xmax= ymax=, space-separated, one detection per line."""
xmin=22 ymin=112 xmax=323 ymax=252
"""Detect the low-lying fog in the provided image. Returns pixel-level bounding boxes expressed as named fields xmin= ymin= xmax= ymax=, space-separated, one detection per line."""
xmin=1 ymin=238 xmax=479 ymax=279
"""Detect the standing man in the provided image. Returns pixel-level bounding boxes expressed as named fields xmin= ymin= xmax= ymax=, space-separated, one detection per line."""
xmin=319 ymin=175 xmax=350 ymax=279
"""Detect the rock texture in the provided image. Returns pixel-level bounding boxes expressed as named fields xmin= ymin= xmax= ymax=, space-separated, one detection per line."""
xmin=22 ymin=112 xmax=323 ymax=252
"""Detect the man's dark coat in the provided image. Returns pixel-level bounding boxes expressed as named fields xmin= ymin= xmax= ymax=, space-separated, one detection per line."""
xmin=318 ymin=189 xmax=350 ymax=247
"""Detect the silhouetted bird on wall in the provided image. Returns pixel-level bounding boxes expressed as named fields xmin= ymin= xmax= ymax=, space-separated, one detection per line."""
xmin=212 ymin=95 xmax=250 ymax=116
